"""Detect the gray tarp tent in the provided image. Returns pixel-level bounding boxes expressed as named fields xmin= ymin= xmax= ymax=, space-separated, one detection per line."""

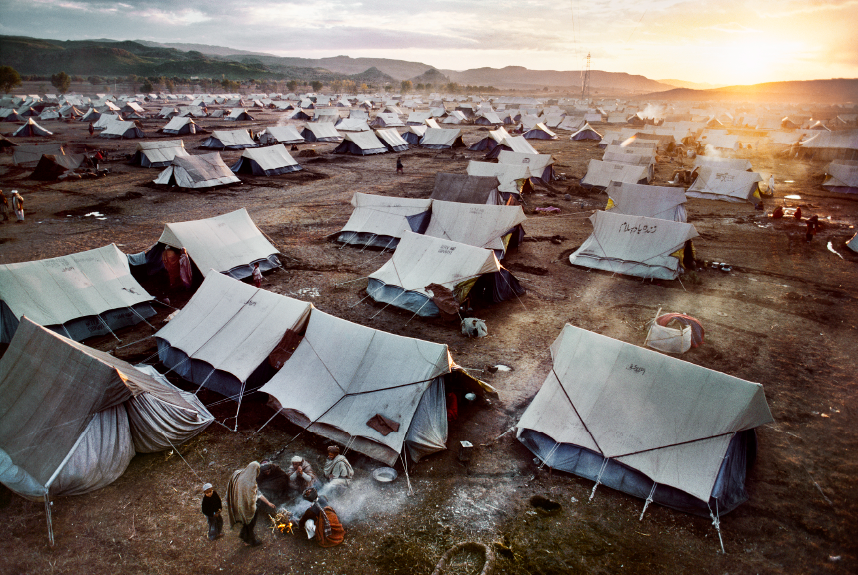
xmin=430 ymin=173 xmax=504 ymax=205
xmin=517 ymin=324 xmax=773 ymax=517
xmin=200 ymin=130 xmax=257 ymax=150
xmin=569 ymin=210 xmax=698 ymax=280
xmin=580 ymin=159 xmax=651 ymax=189
xmin=374 ymin=128 xmax=409 ymax=152
xmin=156 ymin=273 xmax=311 ymax=422
xmin=424 ymin=200 xmax=526 ymax=258
xmin=686 ymin=167 xmax=763 ymax=207
xmin=230 ymin=144 xmax=302 ymax=175
xmin=332 ymin=131 xmax=388 ymax=155
xmin=161 ymin=116 xmax=199 ymax=135
xmin=153 ymin=153 xmax=240 ymax=188
xmin=821 ymin=160 xmax=858 ymax=194
xmin=131 ymin=140 xmax=189 ymax=168
xmin=0 ymin=244 xmax=156 ymax=343
xmin=259 ymin=126 xmax=304 ymax=145
xmin=260 ymin=309 xmax=452 ymax=465
xmin=0 ymin=318 xmax=212 ymax=541
xmin=605 ymin=181 xmax=688 ymax=222
xmin=367 ymin=231 xmax=524 ymax=317
xmin=337 ymin=192 xmax=432 ymax=249
xmin=301 ymin=123 xmax=342 ymax=142
xmin=138 ymin=208 xmax=280 ymax=280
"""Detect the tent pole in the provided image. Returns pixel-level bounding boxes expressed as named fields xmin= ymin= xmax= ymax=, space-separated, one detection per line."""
xmin=44 ymin=490 xmax=54 ymax=546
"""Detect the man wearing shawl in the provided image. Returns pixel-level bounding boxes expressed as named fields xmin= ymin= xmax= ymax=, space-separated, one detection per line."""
xmin=226 ymin=461 xmax=277 ymax=547
xmin=323 ymin=446 xmax=354 ymax=495
xmin=287 ymin=455 xmax=318 ymax=495
xmin=298 ymin=488 xmax=344 ymax=547
xmin=179 ymin=247 xmax=193 ymax=289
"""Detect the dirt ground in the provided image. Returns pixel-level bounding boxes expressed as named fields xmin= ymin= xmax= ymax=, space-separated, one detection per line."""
xmin=0 ymin=102 xmax=857 ymax=575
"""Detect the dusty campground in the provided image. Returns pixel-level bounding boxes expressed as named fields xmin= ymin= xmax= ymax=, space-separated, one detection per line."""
xmin=1 ymin=107 xmax=857 ymax=575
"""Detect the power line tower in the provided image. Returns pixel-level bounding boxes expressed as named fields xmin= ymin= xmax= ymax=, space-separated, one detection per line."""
xmin=581 ymin=52 xmax=591 ymax=101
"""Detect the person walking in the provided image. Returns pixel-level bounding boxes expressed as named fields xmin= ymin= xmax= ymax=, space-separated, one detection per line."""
xmin=88 ymin=122 xmax=94 ymax=136
xmin=252 ymin=262 xmax=263 ymax=288
xmin=396 ymin=157 xmax=403 ymax=174
xmin=12 ymin=191 xmax=24 ymax=222
xmin=226 ymin=461 xmax=277 ymax=547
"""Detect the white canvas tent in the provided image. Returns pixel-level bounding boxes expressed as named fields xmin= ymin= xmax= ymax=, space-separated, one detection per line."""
xmin=161 ymin=116 xmax=199 ymax=135
xmin=0 ymin=244 xmax=156 ymax=343
xmin=156 ymin=273 xmax=311 ymax=416
xmin=153 ymin=153 xmax=240 ymax=188
xmin=821 ymin=159 xmax=858 ymax=194
xmin=516 ymin=324 xmax=773 ymax=516
xmin=605 ymin=181 xmax=688 ymax=222
xmin=367 ymin=231 xmax=524 ymax=317
xmin=337 ymin=192 xmax=432 ymax=249
xmin=485 ymin=136 xmax=539 ymax=159
xmin=258 ymin=125 xmax=304 ymax=145
xmin=131 ymin=140 xmax=189 ymax=168
xmin=335 ymin=118 xmax=371 ymax=132
xmin=569 ymin=210 xmax=698 ymax=280
xmin=153 ymin=208 xmax=280 ymax=280
xmin=420 ymin=128 xmax=465 ymax=149
xmin=523 ymin=122 xmax=558 ymax=140
xmin=686 ymin=167 xmax=763 ymax=206
xmin=430 ymin=173 xmax=504 ymax=205
xmin=693 ymin=157 xmax=753 ymax=172
xmin=580 ymin=159 xmax=652 ymax=189
xmin=260 ymin=309 xmax=452 ymax=465
xmin=332 ymin=131 xmax=388 ymax=155
xmin=468 ymin=127 xmax=510 ymax=152
xmin=466 ymin=160 xmax=532 ymax=199
xmin=423 ymin=200 xmax=526 ymax=257
xmin=374 ymin=128 xmax=409 ymax=152
xmin=200 ymin=130 xmax=257 ymax=150
xmin=496 ymin=151 xmax=555 ymax=182
xmin=0 ymin=318 xmax=213 ymax=542
xmin=300 ymin=123 xmax=342 ymax=142
xmin=230 ymin=144 xmax=302 ymax=175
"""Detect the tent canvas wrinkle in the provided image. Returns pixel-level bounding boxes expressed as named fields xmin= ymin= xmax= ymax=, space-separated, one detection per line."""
xmin=423 ymin=201 xmax=526 ymax=251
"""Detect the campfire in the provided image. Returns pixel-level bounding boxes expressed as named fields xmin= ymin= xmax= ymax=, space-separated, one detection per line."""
xmin=268 ymin=509 xmax=295 ymax=535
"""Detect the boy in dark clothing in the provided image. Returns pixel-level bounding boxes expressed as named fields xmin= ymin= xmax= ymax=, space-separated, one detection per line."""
xmin=201 ymin=483 xmax=223 ymax=540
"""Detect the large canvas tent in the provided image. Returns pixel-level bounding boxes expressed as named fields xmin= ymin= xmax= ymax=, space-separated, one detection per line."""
xmin=28 ymin=153 xmax=92 ymax=181
xmin=686 ymin=167 xmax=763 ymax=207
xmin=605 ymin=181 xmax=688 ymax=222
xmin=300 ymin=123 xmax=342 ymax=142
xmin=466 ymin=160 xmax=534 ymax=199
xmin=516 ymin=324 xmax=773 ymax=516
xmin=156 ymin=273 xmax=312 ymax=416
xmin=423 ymin=200 xmax=526 ymax=257
xmin=0 ymin=318 xmax=213 ymax=541
xmin=367 ymin=231 xmax=524 ymax=317
xmin=153 ymin=153 xmax=240 ymax=188
xmin=161 ymin=116 xmax=199 ymax=135
xmin=821 ymin=160 xmax=858 ymax=194
xmin=337 ymin=192 xmax=432 ymax=249
xmin=496 ymin=150 xmax=555 ymax=183
xmin=260 ymin=309 xmax=452 ymax=465
xmin=569 ymin=210 xmax=698 ymax=280
xmin=485 ymin=136 xmax=538 ymax=159
xmin=99 ymin=120 xmax=145 ymax=139
xmin=230 ymin=144 xmax=302 ymax=175
xmin=374 ymin=128 xmax=409 ymax=152
xmin=332 ymin=131 xmax=388 ymax=155
xmin=693 ymin=157 xmax=753 ymax=172
xmin=467 ymin=127 xmax=510 ymax=152
xmin=419 ymin=128 xmax=465 ymax=149
xmin=131 ymin=208 xmax=280 ymax=281
xmin=259 ymin=125 xmax=304 ymax=145
xmin=0 ymin=244 xmax=156 ymax=343
xmin=12 ymin=143 xmax=65 ymax=165
xmin=523 ymin=122 xmax=558 ymax=140
xmin=201 ymin=130 xmax=257 ymax=150
xmin=430 ymin=173 xmax=504 ymax=205
xmin=131 ymin=140 xmax=189 ymax=168
xmin=580 ymin=159 xmax=652 ymax=189
xmin=11 ymin=118 xmax=53 ymax=137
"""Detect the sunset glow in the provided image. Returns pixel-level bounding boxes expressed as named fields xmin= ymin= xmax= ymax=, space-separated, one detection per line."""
xmin=2 ymin=0 xmax=856 ymax=85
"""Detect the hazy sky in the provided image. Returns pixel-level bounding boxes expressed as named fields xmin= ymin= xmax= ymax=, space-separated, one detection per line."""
xmin=2 ymin=0 xmax=857 ymax=85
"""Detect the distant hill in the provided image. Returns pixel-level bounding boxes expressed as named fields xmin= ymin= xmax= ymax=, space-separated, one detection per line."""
xmin=409 ymin=68 xmax=450 ymax=86
xmin=657 ymin=79 xmax=723 ymax=90
xmin=135 ymin=40 xmax=269 ymax=58
xmin=635 ymin=79 xmax=858 ymax=104
xmin=440 ymin=66 xmax=674 ymax=92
